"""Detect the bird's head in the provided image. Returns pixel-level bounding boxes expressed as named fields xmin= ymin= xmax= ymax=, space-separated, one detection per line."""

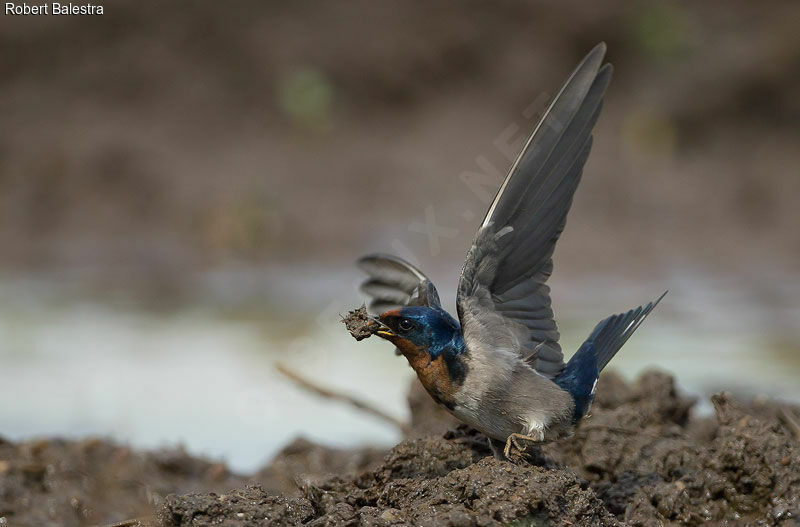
xmin=375 ymin=306 xmax=463 ymax=360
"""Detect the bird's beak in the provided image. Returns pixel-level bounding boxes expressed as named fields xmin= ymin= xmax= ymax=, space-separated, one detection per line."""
xmin=372 ymin=316 xmax=395 ymax=339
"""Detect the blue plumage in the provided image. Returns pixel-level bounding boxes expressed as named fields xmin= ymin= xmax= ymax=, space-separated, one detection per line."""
xmin=395 ymin=306 xmax=465 ymax=359
xmin=555 ymin=341 xmax=599 ymax=422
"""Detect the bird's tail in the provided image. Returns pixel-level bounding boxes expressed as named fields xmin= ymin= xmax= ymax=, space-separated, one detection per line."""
xmin=555 ymin=291 xmax=667 ymax=420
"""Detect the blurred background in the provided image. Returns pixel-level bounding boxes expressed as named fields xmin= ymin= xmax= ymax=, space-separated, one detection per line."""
xmin=0 ymin=0 xmax=798 ymax=472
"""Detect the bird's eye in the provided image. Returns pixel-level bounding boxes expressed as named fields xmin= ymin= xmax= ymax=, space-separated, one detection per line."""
xmin=398 ymin=319 xmax=413 ymax=331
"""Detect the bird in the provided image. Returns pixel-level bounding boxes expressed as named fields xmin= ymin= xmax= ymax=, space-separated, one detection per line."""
xmin=355 ymin=43 xmax=666 ymax=459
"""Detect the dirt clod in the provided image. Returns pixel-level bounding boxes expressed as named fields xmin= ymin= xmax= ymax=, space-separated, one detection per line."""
xmin=341 ymin=304 xmax=380 ymax=341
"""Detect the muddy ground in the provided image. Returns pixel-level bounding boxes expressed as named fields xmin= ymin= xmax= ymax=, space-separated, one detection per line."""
xmin=1 ymin=371 xmax=799 ymax=526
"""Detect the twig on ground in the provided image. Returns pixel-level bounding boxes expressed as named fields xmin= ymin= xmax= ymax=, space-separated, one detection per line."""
xmin=99 ymin=518 xmax=156 ymax=527
xmin=778 ymin=406 xmax=800 ymax=441
xmin=275 ymin=362 xmax=410 ymax=434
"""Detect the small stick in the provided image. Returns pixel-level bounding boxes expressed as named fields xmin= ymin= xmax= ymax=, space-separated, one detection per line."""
xmin=778 ymin=406 xmax=800 ymax=441
xmin=275 ymin=362 xmax=410 ymax=434
xmin=98 ymin=518 xmax=156 ymax=527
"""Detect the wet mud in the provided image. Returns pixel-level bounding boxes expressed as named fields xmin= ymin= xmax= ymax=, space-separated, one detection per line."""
xmin=341 ymin=304 xmax=381 ymax=341
xmin=2 ymin=371 xmax=799 ymax=526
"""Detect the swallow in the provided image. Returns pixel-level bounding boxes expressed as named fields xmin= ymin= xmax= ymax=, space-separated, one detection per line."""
xmin=356 ymin=43 xmax=666 ymax=459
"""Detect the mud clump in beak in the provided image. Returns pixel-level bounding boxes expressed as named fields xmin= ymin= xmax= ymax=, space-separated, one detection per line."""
xmin=341 ymin=304 xmax=381 ymax=341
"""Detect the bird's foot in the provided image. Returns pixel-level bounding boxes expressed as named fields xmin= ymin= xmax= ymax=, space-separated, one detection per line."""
xmin=503 ymin=433 xmax=539 ymax=460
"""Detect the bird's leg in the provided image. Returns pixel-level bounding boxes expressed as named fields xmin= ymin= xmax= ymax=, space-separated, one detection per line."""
xmin=488 ymin=438 xmax=506 ymax=460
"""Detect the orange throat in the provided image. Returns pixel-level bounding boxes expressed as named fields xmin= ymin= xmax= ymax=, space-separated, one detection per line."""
xmin=391 ymin=338 xmax=457 ymax=407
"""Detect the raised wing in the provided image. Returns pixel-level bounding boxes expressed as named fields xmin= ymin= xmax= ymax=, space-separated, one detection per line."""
xmin=357 ymin=254 xmax=441 ymax=313
xmin=457 ymin=43 xmax=612 ymax=378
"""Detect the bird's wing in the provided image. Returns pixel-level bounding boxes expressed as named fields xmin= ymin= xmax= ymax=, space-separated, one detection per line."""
xmin=456 ymin=43 xmax=612 ymax=379
xmin=357 ymin=253 xmax=441 ymax=313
